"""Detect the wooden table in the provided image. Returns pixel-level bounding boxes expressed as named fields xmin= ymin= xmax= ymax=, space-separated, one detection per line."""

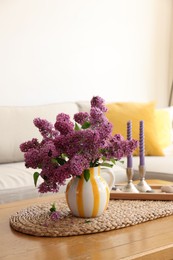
xmin=1 ymin=180 xmax=173 ymax=260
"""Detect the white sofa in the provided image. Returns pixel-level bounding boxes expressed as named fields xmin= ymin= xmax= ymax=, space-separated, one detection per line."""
xmin=0 ymin=101 xmax=173 ymax=204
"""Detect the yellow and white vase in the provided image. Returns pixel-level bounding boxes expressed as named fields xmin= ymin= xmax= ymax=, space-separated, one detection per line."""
xmin=66 ymin=166 xmax=114 ymax=218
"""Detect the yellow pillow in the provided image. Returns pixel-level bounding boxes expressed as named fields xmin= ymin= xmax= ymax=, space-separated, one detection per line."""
xmin=155 ymin=109 xmax=172 ymax=148
xmin=106 ymin=102 xmax=165 ymax=156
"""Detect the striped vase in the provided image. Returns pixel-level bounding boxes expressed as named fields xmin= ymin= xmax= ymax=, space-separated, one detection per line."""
xmin=66 ymin=166 xmax=114 ymax=218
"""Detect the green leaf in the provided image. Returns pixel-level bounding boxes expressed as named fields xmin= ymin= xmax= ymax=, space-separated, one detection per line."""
xmin=51 ymin=158 xmax=59 ymax=164
xmin=100 ymin=162 xmax=113 ymax=168
xmin=119 ymin=160 xmax=124 ymax=164
xmin=51 ymin=155 xmax=67 ymax=166
xmin=81 ymin=121 xmax=91 ymax=129
xmin=61 ymin=153 xmax=67 ymax=159
xmin=109 ymin=158 xmax=116 ymax=164
xmin=89 ymin=159 xmax=99 ymax=168
xmin=38 ymin=163 xmax=42 ymax=169
xmin=75 ymin=122 xmax=81 ymax=131
xmin=84 ymin=169 xmax=90 ymax=182
xmin=33 ymin=172 xmax=40 ymax=187
xmin=101 ymin=158 xmax=117 ymax=166
xmin=85 ymin=220 xmax=91 ymax=223
xmin=50 ymin=202 xmax=56 ymax=212
xmin=56 ymin=157 xmax=66 ymax=165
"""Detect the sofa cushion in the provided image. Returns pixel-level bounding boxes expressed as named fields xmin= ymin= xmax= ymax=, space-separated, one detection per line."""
xmin=0 ymin=162 xmax=125 ymax=203
xmin=0 ymin=162 xmax=67 ymax=204
xmin=120 ymin=152 xmax=173 ymax=182
xmin=0 ymin=162 xmax=42 ymax=189
xmin=155 ymin=108 xmax=172 ymax=148
xmin=0 ymin=102 xmax=79 ymax=163
xmin=76 ymin=101 xmax=90 ymax=112
xmin=106 ymin=101 xmax=168 ymax=156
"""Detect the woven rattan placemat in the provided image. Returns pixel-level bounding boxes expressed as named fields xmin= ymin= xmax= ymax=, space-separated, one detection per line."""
xmin=10 ymin=198 xmax=173 ymax=237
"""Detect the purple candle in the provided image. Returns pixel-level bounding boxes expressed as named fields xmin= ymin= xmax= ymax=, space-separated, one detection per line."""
xmin=127 ymin=120 xmax=133 ymax=168
xmin=139 ymin=120 xmax=145 ymax=166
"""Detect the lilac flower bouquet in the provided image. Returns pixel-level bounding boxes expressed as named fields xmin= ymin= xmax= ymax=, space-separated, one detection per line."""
xmin=20 ymin=96 xmax=138 ymax=194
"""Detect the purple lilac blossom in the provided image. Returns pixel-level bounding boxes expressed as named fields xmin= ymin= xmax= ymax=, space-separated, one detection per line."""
xmin=54 ymin=113 xmax=74 ymax=135
xmin=33 ymin=118 xmax=54 ymax=139
xmin=53 ymin=163 xmax=72 ymax=185
xmin=50 ymin=211 xmax=61 ymax=221
xmin=20 ymin=95 xmax=138 ymax=194
xmin=54 ymin=129 xmax=101 ymax=160
xmin=24 ymin=148 xmax=41 ymax=169
xmin=69 ymin=155 xmax=90 ymax=175
xmin=74 ymin=112 xmax=89 ymax=125
xmin=39 ymin=140 xmax=59 ymax=165
xmin=90 ymin=96 xmax=107 ymax=112
xmin=38 ymin=181 xmax=59 ymax=193
xmin=20 ymin=138 xmax=40 ymax=152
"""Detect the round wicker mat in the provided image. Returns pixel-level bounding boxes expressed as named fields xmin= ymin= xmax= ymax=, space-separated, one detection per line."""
xmin=10 ymin=198 xmax=173 ymax=237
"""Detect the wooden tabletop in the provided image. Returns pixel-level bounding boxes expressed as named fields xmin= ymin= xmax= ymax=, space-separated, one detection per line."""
xmin=1 ymin=180 xmax=173 ymax=260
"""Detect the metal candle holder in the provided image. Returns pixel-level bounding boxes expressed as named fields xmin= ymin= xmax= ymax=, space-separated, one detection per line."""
xmin=136 ymin=165 xmax=152 ymax=192
xmin=123 ymin=168 xmax=139 ymax=193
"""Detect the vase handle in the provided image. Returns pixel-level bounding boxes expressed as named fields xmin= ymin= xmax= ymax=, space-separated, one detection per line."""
xmin=100 ymin=167 xmax=115 ymax=191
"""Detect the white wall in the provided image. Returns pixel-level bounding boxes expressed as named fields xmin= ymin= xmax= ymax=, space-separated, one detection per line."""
xmin=0 ymin=0 xmax=172 ymax=107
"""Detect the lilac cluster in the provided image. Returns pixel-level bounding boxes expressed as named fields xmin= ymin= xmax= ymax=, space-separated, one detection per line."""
xmin=20 ymin=96 xmax=138 ymax=193
xmin=50 ymin=211 xmax=61 ymax=221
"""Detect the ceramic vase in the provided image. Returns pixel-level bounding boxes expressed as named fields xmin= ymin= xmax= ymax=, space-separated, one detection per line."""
xmin=65 ymin=166 xmax=114 ymax=218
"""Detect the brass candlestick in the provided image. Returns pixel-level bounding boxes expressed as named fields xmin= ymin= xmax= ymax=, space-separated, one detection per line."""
xmin=136 ymin=165 xmax=152 ymax=192
xmin=123 ymin=168 xmax=139 ymax=193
